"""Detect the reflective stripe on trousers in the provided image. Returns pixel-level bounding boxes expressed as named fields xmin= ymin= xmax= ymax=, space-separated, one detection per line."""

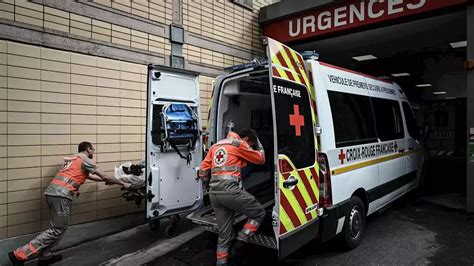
xmin=216 ymin=247 xmax=229 ymax=264
xmin=238 ymin=219 xmax=260 ymax=242
xmin=13 ymin=196 xmax=71 ymax=261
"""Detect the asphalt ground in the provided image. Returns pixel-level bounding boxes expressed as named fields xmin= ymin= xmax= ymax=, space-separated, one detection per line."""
xmin=147 ymin=198 xmax=474 ymax=266
xmin=24 ymin=195 xmax=474 ymax=266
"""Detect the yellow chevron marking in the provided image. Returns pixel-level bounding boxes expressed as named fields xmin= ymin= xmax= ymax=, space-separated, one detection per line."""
xmin=277 ymin=43 xmax=303 ymax=85
xmin=279 ymin=204 xmax=295 ymax=232
xmin=304 ymin=167 xmax=320 ymax=205
xmin=288 ymin=49 xmax=311 ymax=88
xmin=280 ymin=173 xmax=308 ymax=224
xmin=275 ymin=66 xmax=289 ymax=80
xmin=291 ymin=168 xmax=317 ymax=219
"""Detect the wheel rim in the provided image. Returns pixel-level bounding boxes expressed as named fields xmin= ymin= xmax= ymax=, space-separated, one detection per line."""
xmin=349 ymin=206 xmax=362 ymax=239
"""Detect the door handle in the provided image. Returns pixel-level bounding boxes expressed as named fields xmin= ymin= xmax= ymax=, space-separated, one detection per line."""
xmin=283 ymin=176 xmax=298 ymax=189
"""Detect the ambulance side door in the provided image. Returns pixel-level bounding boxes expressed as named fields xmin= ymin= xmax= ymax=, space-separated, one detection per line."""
xmin=145 ymin=66 xmax=203 ymax=221
xmin=265 ymin=37 xmax=320 ymax=259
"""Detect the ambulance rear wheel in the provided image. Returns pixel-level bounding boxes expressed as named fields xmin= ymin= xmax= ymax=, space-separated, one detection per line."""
xmin=340 ymin=196 xmax=365 ymax=250
xmin=165 ymin=224 xmax=177 ymax=238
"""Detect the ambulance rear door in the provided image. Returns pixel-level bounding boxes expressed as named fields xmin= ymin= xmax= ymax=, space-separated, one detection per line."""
xmin=145 ymin=65 xmax=203 ymax=222
xmin=265 ymin=37 xmax=321 ymax=259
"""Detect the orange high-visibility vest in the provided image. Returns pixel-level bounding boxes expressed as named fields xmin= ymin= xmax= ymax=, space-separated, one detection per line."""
xmin=46 ymin=154 xmax=95 ymax=199
xmin=199 ymin=132 xmax=265 ymax=181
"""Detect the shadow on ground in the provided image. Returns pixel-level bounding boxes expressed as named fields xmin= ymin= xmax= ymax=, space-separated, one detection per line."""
xmin=147 ymin=195 xmax=474 ymax=266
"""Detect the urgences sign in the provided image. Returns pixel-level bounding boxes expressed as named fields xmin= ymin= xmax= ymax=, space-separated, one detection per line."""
xmin=263 ymin=0 xmax=468 ymax=43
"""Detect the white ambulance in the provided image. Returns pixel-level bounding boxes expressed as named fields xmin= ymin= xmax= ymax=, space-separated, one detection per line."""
xmin=144 ymin=38 xmax=424 ymax=258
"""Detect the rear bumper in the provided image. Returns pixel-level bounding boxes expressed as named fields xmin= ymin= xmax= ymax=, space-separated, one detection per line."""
xmin=319 ymin=199 xmax=351 ymax=242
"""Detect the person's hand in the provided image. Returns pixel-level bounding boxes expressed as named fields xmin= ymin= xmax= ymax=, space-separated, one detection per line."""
xmin=122 ymin=182 xmax=131 ymax=189
xmin=255 ymin=137 xmax=264 ymax=151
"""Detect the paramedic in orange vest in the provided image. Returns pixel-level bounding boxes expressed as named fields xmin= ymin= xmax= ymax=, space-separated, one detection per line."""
xmin=9 ymin=142 xmax=128 ymax=266
xmin=199 ymin=129 xmax=266 ymax=265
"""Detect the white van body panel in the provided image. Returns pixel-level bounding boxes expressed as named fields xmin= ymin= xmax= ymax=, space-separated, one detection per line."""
xmin=309 ymin=61 xmax=422 ymax=217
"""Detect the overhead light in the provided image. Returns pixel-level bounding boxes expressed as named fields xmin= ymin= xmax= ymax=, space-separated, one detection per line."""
xmin=416 ymin=84 xmax=432 ymax=88
xmin=352 ymin=55 xmax=377 ymax=61
xmin=450 ymin=41 xmax=467 ymax=48
xmin=433 ymin=91 xmax=447 ymax=95
xmin=391 ymin=73 xmax=410 ymax=77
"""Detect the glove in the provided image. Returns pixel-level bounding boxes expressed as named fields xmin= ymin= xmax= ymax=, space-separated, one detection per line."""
xmin=255 ymin=137 xmax=264 ymax=152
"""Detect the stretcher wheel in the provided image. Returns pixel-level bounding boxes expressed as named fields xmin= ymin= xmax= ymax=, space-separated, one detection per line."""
xmin=165 ymin=224 xmax=177 ymax=238
xmin=148 ymin=220 xmax=160 ymax=231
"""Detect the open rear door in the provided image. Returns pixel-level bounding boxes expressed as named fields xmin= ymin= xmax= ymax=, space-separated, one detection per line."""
xmin=145 ymin=65 xmax=203 ymax=222
xmin=265 ymin=37 xmax=321 ymax=258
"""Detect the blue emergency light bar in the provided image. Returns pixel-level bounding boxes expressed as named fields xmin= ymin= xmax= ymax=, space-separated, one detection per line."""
xmin=224 ymin=58 xmax=268 ymax=73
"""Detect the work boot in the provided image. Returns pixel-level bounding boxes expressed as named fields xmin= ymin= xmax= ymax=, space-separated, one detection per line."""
xmin=38 ymin=254 xmax=63 ymax=265
xmin=8 ymin=252 xmax=25 ymax=266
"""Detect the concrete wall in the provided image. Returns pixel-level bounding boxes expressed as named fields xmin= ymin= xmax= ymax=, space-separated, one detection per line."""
xmin=0 ymin=0 xmax=276 ymax=240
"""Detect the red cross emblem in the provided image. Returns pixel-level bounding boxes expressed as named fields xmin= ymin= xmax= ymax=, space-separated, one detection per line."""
xmin=214 ymin=148 xmax=227 ymax=166
xmin=289 ymin=104 xmax=305 ymax=137
xmin=338 ymin=149 xmax=346 ymax=164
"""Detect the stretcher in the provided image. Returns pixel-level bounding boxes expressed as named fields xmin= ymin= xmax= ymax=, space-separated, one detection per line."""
xmin=114 ymin=162 xmax=146 ymax=207
xmin=114 ymin=161 xmax=181 ymax=237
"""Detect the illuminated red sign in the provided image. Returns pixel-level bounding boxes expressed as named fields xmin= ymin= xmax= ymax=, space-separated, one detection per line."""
xmin=263 ymin=0 xmax=468 ymax=43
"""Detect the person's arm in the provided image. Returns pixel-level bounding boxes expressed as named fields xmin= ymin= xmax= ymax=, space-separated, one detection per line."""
xmin=87 ymin=174 xmax=103 ymax=182
xmin=82 ymin=156 xmax=129 ymax=187
xmin=94 ymin=168 xmax=128 ymax=187
xmin=237 ymin=141 xmax=265 ymax=165
xmin=198 ymin=149 xmax=213 ymax=180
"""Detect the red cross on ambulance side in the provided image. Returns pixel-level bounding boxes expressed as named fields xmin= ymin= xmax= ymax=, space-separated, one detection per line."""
xmin=339 ymin=149 xmax=346 ymax=164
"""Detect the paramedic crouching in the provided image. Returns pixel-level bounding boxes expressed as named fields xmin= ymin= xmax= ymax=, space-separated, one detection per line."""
xmin=198 ymin=129 xmax=266 ymax=265
xmin=9 ymin=142 xmax=129 ymax=266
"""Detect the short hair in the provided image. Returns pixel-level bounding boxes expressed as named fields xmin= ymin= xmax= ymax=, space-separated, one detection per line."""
xmin=78 ymin=141 xmax=93 ymax=153
xmin=237 ymin=129 xmax=257 ymax=144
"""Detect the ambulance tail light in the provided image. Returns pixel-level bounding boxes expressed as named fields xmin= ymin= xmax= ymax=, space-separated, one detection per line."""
xmin=278 ymin=159 xmax=293 ymax=174
xmin=318 ymin=152 xmax=332 ymax=208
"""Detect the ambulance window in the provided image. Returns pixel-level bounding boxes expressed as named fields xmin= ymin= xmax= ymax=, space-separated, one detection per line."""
xmin=273 ymin=79 xmax=315 ymax=169
xmin=402 ymin=102 xmax=420 ymax=139
xmin=328 ymin=91 xmax=376 ymax=147
xmin=372 ymin=98 xmax=404 ymax=141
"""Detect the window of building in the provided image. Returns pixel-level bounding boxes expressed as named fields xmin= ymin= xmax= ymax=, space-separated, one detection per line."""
xmin=402 ymin=102 xmax=420 ymax=139
xmin=371 ymin=98 xmax=404 ymax=141
xmin=233 ymin=0 xmax=253 ymax=10
xmin=328 ymin=91 xmax=377 ymax=147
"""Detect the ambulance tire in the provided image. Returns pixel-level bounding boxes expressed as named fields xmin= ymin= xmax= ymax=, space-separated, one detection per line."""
xmin=340 ymin=196 xmax=366 ymax=250
xmin=165 ymin=224 xmax=177 ymax=238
